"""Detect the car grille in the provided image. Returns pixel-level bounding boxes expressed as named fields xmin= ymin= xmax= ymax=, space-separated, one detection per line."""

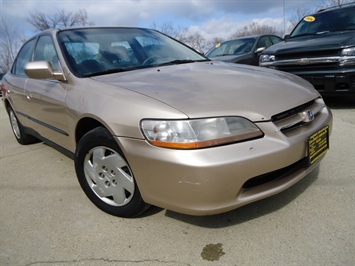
xmin=242 ymin=99 xmax=326 ymax=189
xmin=351 ymin=77 xmax=355 ymax=88
xmin=271 ymin=98 xmax=324 ymax=134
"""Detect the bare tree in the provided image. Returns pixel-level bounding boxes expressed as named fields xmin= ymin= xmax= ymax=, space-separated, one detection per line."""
xmin=321 ymin=0 xmax=355 ymax=7
xmin=151 ymin=21 xmax=188 ymax=41
xmin=0 ymin=19 xmax=25 ymax=72
xmin=230 ymin=22 xmax=281 ymax=38
xmin=27 ymin=9 xmax=92 ymax=31
xmin=289 ymin=7 xmax=313 ymax=28
xmin=184 ymin=32 xmax=206 ymax=52
xmin=151 ymin=22 xmax=208 ymax=52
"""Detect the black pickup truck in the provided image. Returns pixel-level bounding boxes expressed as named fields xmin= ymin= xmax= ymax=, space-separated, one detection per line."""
xmin=259 ymin=4 xmax=355 ymax=99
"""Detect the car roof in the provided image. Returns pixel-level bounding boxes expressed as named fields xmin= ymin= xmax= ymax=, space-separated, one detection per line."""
xmin=219 ymin=34 xmax=280 ymax=44
xmin=315 ymin=2 xmax=355 ymax=14
xmin=31 ymin=26 xmax=152 ymax=36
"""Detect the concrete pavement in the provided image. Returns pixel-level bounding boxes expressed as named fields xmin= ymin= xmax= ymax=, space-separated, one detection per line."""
xmin=0 ymin=99 xmax=354 ymax=266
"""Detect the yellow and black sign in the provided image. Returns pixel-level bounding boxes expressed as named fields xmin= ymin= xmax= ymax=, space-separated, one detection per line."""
xmin=308 ymin=126 xmax=329 ymax=165
xmin=304 ymin=16 xmax=316 ymax=22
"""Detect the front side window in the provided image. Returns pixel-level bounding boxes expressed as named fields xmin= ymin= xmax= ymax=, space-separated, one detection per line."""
xmin=12 ymin=39 xmax=36 ymax=76
xmin=270 ymin=36 xmax=282 ymax=45
xmin=33 ymin=35 xmax=60 ymax=72
xmin=256 ymin=37 xmax=272 ymax=49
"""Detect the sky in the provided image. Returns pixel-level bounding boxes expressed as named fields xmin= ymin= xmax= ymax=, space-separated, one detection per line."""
xmin=1 ymin=0 xmax=326 ymax=43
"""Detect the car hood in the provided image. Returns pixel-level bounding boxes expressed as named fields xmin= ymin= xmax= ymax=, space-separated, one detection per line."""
xmin=264 ymin=31 xmax=355 ymax=54
xmin=91 ymin=62 xmax=319 ymax=121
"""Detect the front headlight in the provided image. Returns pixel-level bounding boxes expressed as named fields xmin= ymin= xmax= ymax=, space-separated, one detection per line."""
xmin=339 ymin=47 xmax=355 ymax=66
xmin=340 ymin=47 xmax=355 ymax=56
xmin=259 ymin=54 xmax=275 ymax=64
xmin=141 ymin=117 xmax=264 ymax=149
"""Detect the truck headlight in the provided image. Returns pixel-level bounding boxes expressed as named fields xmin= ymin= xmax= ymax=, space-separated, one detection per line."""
xmin=259 ymin=54 xmax=275 ymax=64
xmin=340 ymin=47 xmax=355 ymax=56
xmin=340 ymin=48 xmax=355 ymax=66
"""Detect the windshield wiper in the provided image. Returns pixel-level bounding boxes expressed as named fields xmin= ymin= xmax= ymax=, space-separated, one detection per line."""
xmin=290 ymin=33 xmax=318 ymax=38
xmin=157 ymin=59 xmax=196 ymax=66
xmin=331 ymin=28 xmax=355 ymax=32
xmin=83 ymin=68 xmax=129 ymax=77
xmin=157 ymin=59 xmax=210 ymax=67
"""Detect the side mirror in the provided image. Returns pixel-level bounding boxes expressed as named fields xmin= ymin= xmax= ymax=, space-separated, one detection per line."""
xmin=25 ymin=61 xmax=66 ymax=81
xmin=284 ymin=34 xmax=290 ymax=40
xmin=255 ymin=47 xmax=266 ymax=54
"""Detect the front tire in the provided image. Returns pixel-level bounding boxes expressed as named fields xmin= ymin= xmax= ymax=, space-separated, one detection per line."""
xmin=75 ymin=127 xmax=148 ymax=218
xmin=8 ymin=108 xmax=38 ymax=145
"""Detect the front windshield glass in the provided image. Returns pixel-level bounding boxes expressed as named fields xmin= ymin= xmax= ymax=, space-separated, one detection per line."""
xmin=290 ymin=6 xmax=355 ymax=38
xmin=57 ymin=28 xmax=207 ymax=77
xmin=206 ymin=38 xmax=256 ymax=58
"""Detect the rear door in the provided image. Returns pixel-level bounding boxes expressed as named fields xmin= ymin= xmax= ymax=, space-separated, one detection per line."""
xmin=6 ymin=39 xmax=37 ymax=128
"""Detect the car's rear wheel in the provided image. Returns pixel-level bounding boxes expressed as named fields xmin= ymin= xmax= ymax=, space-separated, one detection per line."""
xmin=75 ymin=127 xmax=148 ymax=218
xmin=8 ymin=108 xmax=38 ymax=145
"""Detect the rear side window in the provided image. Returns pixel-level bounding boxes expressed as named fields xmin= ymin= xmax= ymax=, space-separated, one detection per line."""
xmin=12 ymin=39 xmax=36 ymax=76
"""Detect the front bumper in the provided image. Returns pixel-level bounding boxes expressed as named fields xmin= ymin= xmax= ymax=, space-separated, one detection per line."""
xmin=117 ymin=104 xmax=332 ymax=216
xmin=294 ymin=70 xmax=355 ymax=96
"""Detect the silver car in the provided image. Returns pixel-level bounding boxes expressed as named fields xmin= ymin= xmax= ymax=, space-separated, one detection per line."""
xmin=2 ymin=27 xmax=332 ymax=217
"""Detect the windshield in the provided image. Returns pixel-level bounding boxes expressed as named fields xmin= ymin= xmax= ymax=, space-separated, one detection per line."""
xmin=290 ymin=6 xmax=355 ymax=38
xmin=206 ymin=38 xmax=256 ymax=58
xmin=57 ymin=28 xmax=207 ymax=77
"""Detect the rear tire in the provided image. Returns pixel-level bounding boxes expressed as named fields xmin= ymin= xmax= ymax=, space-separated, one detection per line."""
xmin=75 ymin=127 xmax=148 ymax=218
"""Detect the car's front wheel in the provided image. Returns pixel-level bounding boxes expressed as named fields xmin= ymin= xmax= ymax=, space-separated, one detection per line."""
xmin=8 ymin=108 xmax=38 ymax=145
xmin=75 ymin=127 xmax=148 ymax=218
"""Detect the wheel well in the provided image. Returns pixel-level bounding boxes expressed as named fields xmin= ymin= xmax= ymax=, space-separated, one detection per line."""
xmin=75 ymin=118 xmax=106 ymax=144
xmin=3 ymin=99 xmax=10 ymax=113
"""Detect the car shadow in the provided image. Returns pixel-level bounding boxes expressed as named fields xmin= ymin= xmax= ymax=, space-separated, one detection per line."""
xmin=161 ymin=165 xmax=320 ymax=227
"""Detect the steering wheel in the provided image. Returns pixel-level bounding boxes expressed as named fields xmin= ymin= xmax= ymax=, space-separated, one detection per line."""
xmin=142 ymin=56 xmax=160 ymax=65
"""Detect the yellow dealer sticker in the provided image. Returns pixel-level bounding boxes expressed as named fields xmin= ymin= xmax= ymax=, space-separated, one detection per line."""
xmin=304 ymin=16 xmax=315 ymax=22
xmin=308 ymin=126 xmax=329 ymax=165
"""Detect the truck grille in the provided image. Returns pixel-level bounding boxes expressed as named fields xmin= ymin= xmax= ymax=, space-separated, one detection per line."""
xmin=276 ymin=49 xmax=339 ymax=60
xmin=273 ymin=49 xmax=342 ymax=72
xmin=276 ymin=62 xmax=339 ymax=72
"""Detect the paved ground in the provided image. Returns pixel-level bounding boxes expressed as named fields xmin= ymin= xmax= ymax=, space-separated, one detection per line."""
xmin=0 ymin=98 xmax=354 ymax=266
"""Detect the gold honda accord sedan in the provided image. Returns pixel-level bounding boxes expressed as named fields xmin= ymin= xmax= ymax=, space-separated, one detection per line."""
xmin=1 ymin=27 xmax=332 ymax=217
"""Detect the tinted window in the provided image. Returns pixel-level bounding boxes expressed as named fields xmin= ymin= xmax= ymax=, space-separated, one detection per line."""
xmin=256 ymin=37 xmax=271 ymax=49
xmin=270 ymin=36 xmax=282 ymax=45
xmin=206 ymin=38 xmax=256 ymax=57
xmin=12 ymin=39 xmax=36 ymax=76
xmin=290 ymin=6 xmax=355 ymax=37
